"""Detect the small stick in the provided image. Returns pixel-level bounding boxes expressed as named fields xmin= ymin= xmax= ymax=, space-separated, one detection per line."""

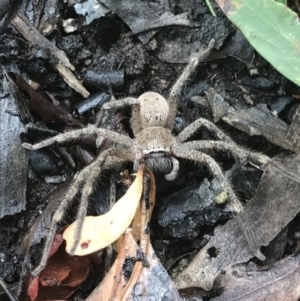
xmin=0 ymin=278 xmax=19 ymax=301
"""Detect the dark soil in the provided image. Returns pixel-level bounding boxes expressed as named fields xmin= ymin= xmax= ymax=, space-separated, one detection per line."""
xmin=1 ymin=1 xmax=300 ymax=300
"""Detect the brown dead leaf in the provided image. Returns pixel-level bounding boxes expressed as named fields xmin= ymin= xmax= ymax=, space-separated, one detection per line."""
xmin=212 ymin=253 xmax=300 ymax=301
xmin=175 ymin=154 xmax=300 ymax=290
xmin=13 ymin=74 xmax=81 ymax=127
xmin=63 ymin=167 xmax=144 ymax=255
xmin=24 ymin=234 xmax=97 ymax=301
xmin=130 ymin=167 xmax=156 ymax=243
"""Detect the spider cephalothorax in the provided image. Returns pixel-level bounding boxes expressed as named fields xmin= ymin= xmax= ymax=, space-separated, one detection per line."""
xmin=23 ymin=40 xmax=271 ymax=276
xmin=132 ymin=92 xmax=178 ymax=179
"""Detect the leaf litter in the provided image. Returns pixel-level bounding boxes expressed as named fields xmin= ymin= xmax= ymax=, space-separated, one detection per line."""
xmin=1 ymin=1 xmax=299 ymax=300
xmin=22 ymin=166 xmax=180 ymax=301
xmin=212 ymin=253 xmax=300 ymax=301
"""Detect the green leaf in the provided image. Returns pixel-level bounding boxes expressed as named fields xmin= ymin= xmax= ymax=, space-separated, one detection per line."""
xmin=215 ymin=0 xmax=300 ymax=86
xmin=274 ymin=0 xmax=287 ymax=5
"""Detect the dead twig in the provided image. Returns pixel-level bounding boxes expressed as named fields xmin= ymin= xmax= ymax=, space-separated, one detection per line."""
xmin=12 ymin=14 xmax=90 ymax=98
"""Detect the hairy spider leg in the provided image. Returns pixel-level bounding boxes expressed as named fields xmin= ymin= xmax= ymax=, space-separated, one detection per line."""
xmin=31 ymin=147 xmax=135 ymax=276
xmin=23 ymin=128 xmax=134 ymax=275
xmin=181 ymin=127 xmax=300 ymax=184
xmin=183 ymin=141 xmax=270 ymax=166
xmin=22 ymin=128 xmax=132 ymax=150
xmin=173 ymin=144 xmax=268 ymax=261
xmin=101 ymin=97 xmax=140 ymax=111
xmin=166 ymin=39 xmax=215 ymax=129
xmin=172 ymin=145 xmax=243 ymax=212
xmin=177 ymin=117 xmax=235 ymax=144
xmin=68 ymin=148 xmax=135 ymax=255
xmin=31 ymin=159 xmax=99 ymax=276
xmin=101 ymin=97 xmax=142 ymax=135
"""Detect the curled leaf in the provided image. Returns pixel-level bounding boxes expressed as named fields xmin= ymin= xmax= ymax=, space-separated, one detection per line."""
xmin=63 ymin=167 xmax=144 ymax=255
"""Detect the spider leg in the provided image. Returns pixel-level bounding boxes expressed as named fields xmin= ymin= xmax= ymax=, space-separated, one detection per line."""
xmin=183 ymin=140 xmax=270 ymax=166
xmin=101 ymin=96 xmax=143 ymax=136
xmin=31 ymin=148 xmax=135 ymax=276
xmin=69 ymin=148 xmax=135 ymax=255
xmin=184 ymin=140 xmax=300 ymax=185
xmin=173 ymin=145 xmax=266 ymax=260
xmin=166 ymin=40 xmax=215 ymax=129
xmin=22 ymin=128 xmax=132 ymax=150
xmin=101 ymin=97 xmax=140 ymax=110
xmin=173 ymin=145 xmax=243 ymax=212
xmin=31 ymin=161 xmax=96 ymax=277
xmin=177 ymin=117 xmax=235 ymax=144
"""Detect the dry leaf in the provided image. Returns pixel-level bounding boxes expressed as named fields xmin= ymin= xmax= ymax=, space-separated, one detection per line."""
xmin=212 ymin=254 xmax=300 ymax=301
xmin=63 ymin=167 xmax=144 ymax=255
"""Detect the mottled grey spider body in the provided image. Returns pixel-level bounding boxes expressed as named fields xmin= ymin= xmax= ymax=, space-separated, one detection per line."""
xmin=131 ymin=92 xmax=178 ymax=179
xmin=23 ymin=40 xmax=270 ymax=276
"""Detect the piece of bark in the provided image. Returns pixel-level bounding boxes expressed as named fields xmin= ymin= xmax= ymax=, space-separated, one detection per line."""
xmin=175 ymin=154 xmax=300 ymax=290
xmin=100 ymin=0 xmax=191 ymax=44
xmin=0 ymin=69 xmax=27 ymax=218
xmin=212 ymin=254 xmax=300 ymax=301
xmin=223 ymin=105 xmax=299 ymax=152
xmin=206 ymin=89 xmax=300 ymax=153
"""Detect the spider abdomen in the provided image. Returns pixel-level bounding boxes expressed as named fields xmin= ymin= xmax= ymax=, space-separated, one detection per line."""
xmin=138 ymin=92 xmax=169 ymax=128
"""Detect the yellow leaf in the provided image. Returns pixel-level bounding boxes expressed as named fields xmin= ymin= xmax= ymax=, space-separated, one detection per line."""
xmin=63 ymin=167 xmax=144 ymax=256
